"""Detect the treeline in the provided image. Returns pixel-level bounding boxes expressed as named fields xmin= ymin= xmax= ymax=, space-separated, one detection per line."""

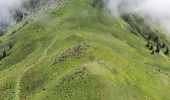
xmin=146 ymin=35 xmax=169 ymax=55
xmin=121 ymin=14 xmax=169 ymax=56
xmin=121 ymin=14 xmax=153 ymax=38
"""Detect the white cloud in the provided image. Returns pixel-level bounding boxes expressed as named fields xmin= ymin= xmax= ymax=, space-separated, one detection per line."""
xmin=105 ymin=0 xmax=170 ymax=33
xmin=0 ymin=0 xmax=21 ymax=24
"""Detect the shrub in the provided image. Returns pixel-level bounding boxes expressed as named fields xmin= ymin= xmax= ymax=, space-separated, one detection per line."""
xmin=55 ymin=42 xmax=91 ymax=63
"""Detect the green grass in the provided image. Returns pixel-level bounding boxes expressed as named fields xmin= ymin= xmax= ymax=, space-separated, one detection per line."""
xmin=0 ymin=0 xmax=170 ymax=100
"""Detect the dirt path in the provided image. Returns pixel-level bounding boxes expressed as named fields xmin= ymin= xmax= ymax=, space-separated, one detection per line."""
xmin=14 ymin=1 xmax=70 ymax=99
xmin=15 ymin=36 xmax=57 ymax=100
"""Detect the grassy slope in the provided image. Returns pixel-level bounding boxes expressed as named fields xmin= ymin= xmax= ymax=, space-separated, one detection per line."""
xmin=0 ymin=0 xmax=170 ymax=100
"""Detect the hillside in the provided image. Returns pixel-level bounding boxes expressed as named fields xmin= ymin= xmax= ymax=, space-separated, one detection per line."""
xmin=0 ymin=0 xmax=170 ymax=100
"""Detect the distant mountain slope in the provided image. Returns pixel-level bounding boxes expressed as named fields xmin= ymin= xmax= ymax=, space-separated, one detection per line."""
xmin=0 ymin=0 xmax=170 ymax=100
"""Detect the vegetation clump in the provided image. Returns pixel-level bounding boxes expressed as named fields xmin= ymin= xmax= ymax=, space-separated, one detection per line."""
xmin=0 ymin=80 xmax=15 ymax=100
xmin=122 ymin=14 xmax=170 ymax=56
xmin=0 ymin=41 xmax=13 ymax=61
xmin=55 ymin=42 xmax=91 ymax=63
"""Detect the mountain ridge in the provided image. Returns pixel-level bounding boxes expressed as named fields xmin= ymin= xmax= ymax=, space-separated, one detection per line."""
xmin=0 ymin=0 xmax=170 ymax=100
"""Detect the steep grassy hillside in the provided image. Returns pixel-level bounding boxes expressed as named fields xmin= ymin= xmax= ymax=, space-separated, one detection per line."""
xmin=0 ymin=0 xmax=170 ymax=100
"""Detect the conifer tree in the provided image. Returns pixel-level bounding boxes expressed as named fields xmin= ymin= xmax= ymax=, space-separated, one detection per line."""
xmin=2 ymin=50 xmax=6 ymax=58
xmin=164 ymin=47 xmax=169 ymax=55
xmin=151 ymin=50 xmax=155 ymax=55
xmin=155 ymin=36 xmax=159 ymax=42
xmin=162 ymin=43 xmax=165 ymax=48
xmin=155 ymin=45 xmax=160 ymax=53
xmin=9 ymin=42 xmax=12 ymax=50
xmin=148 ymin=35 xmax=151 ymax=40
xmin=149 ymin=45 xmax=153 ymax=50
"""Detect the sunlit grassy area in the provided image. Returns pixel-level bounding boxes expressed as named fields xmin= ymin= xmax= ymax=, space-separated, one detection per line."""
xmin=0 ymin=0 xmax=170 ymax=100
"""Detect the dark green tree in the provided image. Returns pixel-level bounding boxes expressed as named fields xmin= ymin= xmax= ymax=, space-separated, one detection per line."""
xmin=2 ymin=50 xmax=6 ymax=58
xmin=155 ymin=45 xmax=160 ymax=53
xmin=9 ymin=42 xmax=12 ymax=50
xmin=162 ymin=43 xmax=166 ymax=48
xmin=148 ymin=35 xmax=151 ymax=40
xmin=151 ymin=50 xmax=155 ymax=55
xmin=157 ymin=69 xmax=160 ymax=72
xmin=155 ymin=36 xmax=159 ymax=42
xmin=164 ymin=47 xmax=169 ymax=55
xmin=149 ymin=45 xmax=153 ymax=50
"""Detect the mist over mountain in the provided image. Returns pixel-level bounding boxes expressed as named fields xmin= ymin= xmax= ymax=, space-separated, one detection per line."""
xmin=105 ymin=0 xmax=170 ymax=34
xmin=0 ymin=0 xmax=21 ymax=24
xmin=1 ymin=0 xmax=170 ymax=99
